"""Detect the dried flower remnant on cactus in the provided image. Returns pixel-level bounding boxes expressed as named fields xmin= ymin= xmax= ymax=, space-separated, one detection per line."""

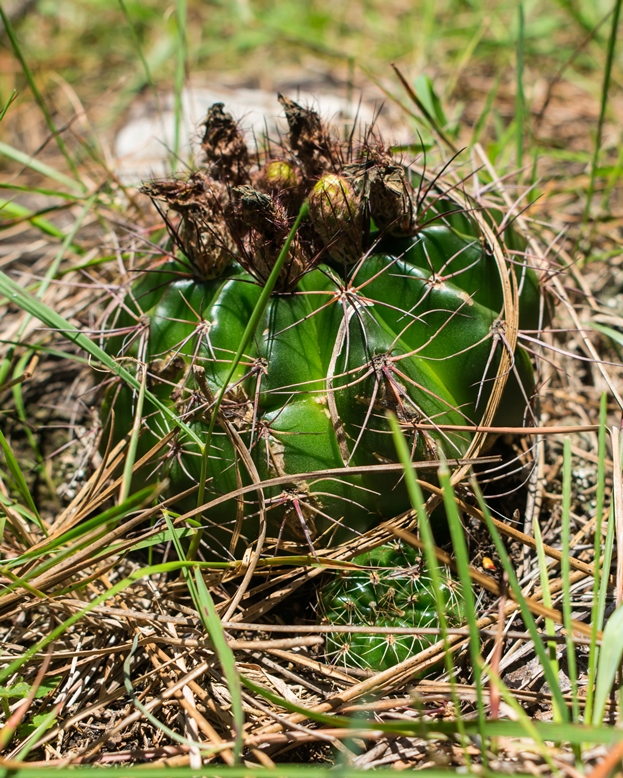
xmin=201 ymin=102 xmax=249 ymax=185
xmin=278 ymin=94 xmax=340 ymax=178
xmin=232 ymin=185 xmax=311 ymax=289
xmin=140 ymin=173 xmax=234 ymax=279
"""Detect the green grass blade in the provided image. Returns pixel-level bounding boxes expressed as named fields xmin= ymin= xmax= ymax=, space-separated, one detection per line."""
xmin=388 ymin=416 xmax=470 ymax=758
xmin=586 ymin=393 xmax=609 ymax=720
xmin=561 ymin=437 xmax=580 ymax=723
xmin=581 ymin=0 xmax=622 ymax=239
xmin=0 ymin=182 xmax=83 ymax=200
xmin=193 ymin=568 xmax=244 ymax=762
xmin=470 ymin=72 xmax=502 ymax=148
xmin=592 ymin=322 xmax=623 ymax=348
xmin=0 ymin=141 xmax=83 ymax=194
xmin=479 ymin=659 xmax=558 ymax=772
xmin=0 ymin=90 xmax=17 ymax=122
xmin=533 ymin=516 xmax=563 ymax=722
xmin=516 ymin=2 xmax=526 ymax=173
xmin=0 ymin=428 xmax=41 ymax=528
xmin=5 ymin=486 xmax=158 ymax=569
xmin=438 ymin=463 xmax=488 ymax=763
xmin=118 ymin=0 xmax=160 ymax=104
xmin=0 ymin=762 xmax=614 ymax=778
xmin=119 ymin=339 xmax=148 ymax=502
xmin=592 ymin=604 xmax=623 ymax=724
xmin=173 ymin=0 xmax=187 ymax=164
xmin=470 ymin=477 xmax=570 ymax=721
xmin=0 ymin=199 xmax=72 ymax=243
xmin=0 ymin=7 xmax=84 ymax=187
xmin=129 ymin=526 xmax=193 ymax=551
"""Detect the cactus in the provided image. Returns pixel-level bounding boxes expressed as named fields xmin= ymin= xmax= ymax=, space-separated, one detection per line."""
xmin=101 ymin=97 xmax=543 ymax=560
xmin=320 ymin=540 xmax=462 ymax=671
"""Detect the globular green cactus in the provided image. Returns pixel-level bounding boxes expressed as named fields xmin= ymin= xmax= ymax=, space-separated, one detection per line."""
xmin=100 ymin=96 xmax=543 ymax=560
xmin=320 ymin=540 xmax=462 ymax=671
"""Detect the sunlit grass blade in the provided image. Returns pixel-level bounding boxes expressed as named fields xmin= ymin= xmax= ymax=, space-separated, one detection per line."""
xmin=533 ymin=516 xmax=563 ymax=722
xmin=0 ymin=90 xmax=17 ymax=122
xmin=586 ymin=393 xmax=609 ymax=721
xmin=173 ymin=0 xmax=187 ymax=164
xmin=479 ymin=659 xmax=558 ymax=772
xmin=470 ymin=72 xmax=502 ymax=148
xmin=516 ymin=2 xmax=526 ymax=173
xmin=0 ymin=199 xmax=72 ymax=243
xmin=193 ymin=568 xmax=244 ymax=762
xmin=581 ymin=0 xmax=622 ymax=244
xmin=438 ymin=460 xmax=488 ymax=763
xmin=161 ymin=513 xmax=244 ymax=761
xmin=592 ymin=321 xmax=623 ymax=348
xmin=9 ymin=352 xmax=49 ymax=493
xmin=561 ymin=437 xmax=580 ymax=725
xmin=129 ymin=525 xmax=193 ymax=551
xmin=4 ymin=486 xmax=159 ymax=569
xmin=470 ymin=476 xmax=570 ymax=721
xmin=0 ymin=182 xmax=84 ymax=200
xmin=0 ymin=141 xmax=83 ymax=194
xmin=0 ymin=428 xmax=41 ymax=530
xmin=388 ymin=414 xmax=470 ymax=758
xmin=592 ymin=603 xmax=623 ymax=724
xmin=0 ymin=766 xmax=521 ymax=778
xmin=0 ymin=187 xmax=96 ymax=392
xmin=119 ymin=337 xmax=148 ymax=502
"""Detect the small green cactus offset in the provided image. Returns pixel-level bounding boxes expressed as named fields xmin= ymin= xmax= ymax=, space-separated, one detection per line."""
xmin=320 ymin=540 xmax=462 ymax=671
xmin=101 ymin=95 xmax=543 ymax=559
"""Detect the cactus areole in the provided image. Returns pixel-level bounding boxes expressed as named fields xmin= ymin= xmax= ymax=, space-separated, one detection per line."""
xmin=102 ymin=97 xmax=542 ymax=560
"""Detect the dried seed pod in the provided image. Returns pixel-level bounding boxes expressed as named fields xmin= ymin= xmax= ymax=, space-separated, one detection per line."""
xmin=141 ymin=173 xmax=234 ymax=279
xmin=367 ymin=162 xmax=415 ymax=236
xmin=257 ymin=159 xmax=299 ymax=190
xmin=201 ymin=102 xmax=249 ymax=185
xmin=308 ymin=173 xmax=363 ymax=264
xmin=278 ymin=94 xmax=339 ymax=177
xmin=232 ymin=185 xmax=310 ymax=289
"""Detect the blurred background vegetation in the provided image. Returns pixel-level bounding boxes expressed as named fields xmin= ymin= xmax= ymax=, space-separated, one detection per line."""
xmin=2 ymin=0 xmax=622 ymax=261
xmin=0 ymin=0 xmax=619 ymax=164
